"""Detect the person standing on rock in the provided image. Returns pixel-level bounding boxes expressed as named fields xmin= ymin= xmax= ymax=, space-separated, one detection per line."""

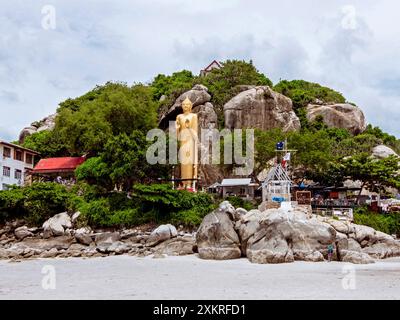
xmin=327 ymin=244 xmax=334 ymax=262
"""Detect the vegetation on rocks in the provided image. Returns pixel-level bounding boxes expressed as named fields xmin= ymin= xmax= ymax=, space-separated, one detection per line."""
xmin=354 ymin=207 xmax=400 ymax=236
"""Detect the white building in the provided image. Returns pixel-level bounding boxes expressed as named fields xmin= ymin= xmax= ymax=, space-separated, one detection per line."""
xmin=220 ymin=178 xmax=258 ymax=199
xmin=200 ymin=60 xmax=222 ymax=76
xmin=0 ymin=140 xmax=39 ymax=190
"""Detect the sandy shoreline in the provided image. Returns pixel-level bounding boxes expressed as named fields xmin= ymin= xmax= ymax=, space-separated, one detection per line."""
xmin=1 ymin=255 xmax=400 ymax=300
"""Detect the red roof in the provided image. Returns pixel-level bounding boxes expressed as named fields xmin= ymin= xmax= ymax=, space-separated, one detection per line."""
xmin=33 ymin=157 xmax=86 ymax=174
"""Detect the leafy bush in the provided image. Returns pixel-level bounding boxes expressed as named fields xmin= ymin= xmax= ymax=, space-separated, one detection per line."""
xmin=132 ymin=184 xmax=215 ymax=222
xmin=22 ymin=130 xmax=68 ymax=158
xmin=0 ymin=183 xmax=76 ymax=224
xmin=151 ymin=70 xmax=195 ymax=101
xmin=79 ymin=184 xmax=216 ymax=228
xmin=56 ymin=82 xmax=158 ymax=155
xmin=274 ymin=79 xmax=346 ymax=109
xmin=354 ymin=207 xmax=400 ymax=236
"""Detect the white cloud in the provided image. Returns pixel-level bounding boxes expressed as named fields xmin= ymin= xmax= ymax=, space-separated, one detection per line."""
xmin=0 ymin=0 xmax=399 ymax=141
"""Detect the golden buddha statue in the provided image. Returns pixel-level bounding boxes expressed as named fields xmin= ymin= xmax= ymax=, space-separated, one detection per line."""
xmin=176 ymin=97 xmax=198 ymax=190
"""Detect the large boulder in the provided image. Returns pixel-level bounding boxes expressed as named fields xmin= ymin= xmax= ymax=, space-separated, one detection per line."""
xmin=196 ymin=201 xmax=242 ymax=260
xmin=158 ymin=84 xmax=212 ymax=129
xmin=42 ymin=212 xmax=72 ymax=238
xmin=19 ymin=113 xmax=57 ymax=143
xmin=146 ymin=224 xmax=177 ymax=247
xmin=193 ymin=102 xmax=218 ymax=130
xmin=14 ymin=226 xmax=34 ymax=240
xmin=242 ymin=209 xmax=336 ymax=264
xmin=75 ymin=233 xmax=93 ymax=246
xmin=19 ymin=127 xmax=37 ymax=144
xmin=153 ymin=237 xmax=196 ymax=256
xmin=320 ymin=216 xmax=400 ymax=260
xmin=372 ymin=145 xmax=398 ymax=159
xmin=7 ymin=236 xmax=73 ymax=257
xmin=340 ymin=250 xmax=375 ymax=264
xmin=306 ymin=103 xmax=366 ymax=134
xmin=224 ymin=86 xmax=300 ymax=132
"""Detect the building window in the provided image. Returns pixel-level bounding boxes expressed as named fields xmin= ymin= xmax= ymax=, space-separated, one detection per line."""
xmin=3 ymin=166 xmax=10 ymax=177
xmin=3 ymin=147 xmax=11 ymax=158
xmin=26 ymin=153 xmax=33 ymax=164
xmin=15 ymin=169 xmax=22 ymax=180
xmin=15 ymin=149 xmax=23 ymax=161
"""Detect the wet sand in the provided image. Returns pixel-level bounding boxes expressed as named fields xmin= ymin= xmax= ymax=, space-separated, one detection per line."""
xmin=1 ymin=255 xmax=399 ymax=299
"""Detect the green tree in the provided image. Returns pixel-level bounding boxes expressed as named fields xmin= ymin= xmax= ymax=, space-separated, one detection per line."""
xmin=55 ymin=82 xmax=158 ymax=155
xmin=22 ymin=130 xmax=68 ymax=158
xmin=75 ymin=157 xmax=111 ymax=188
xmin=342 ymin=153 xmax=400 ymax=203
xmin=151 ymin=70 xmax=195 ymax=101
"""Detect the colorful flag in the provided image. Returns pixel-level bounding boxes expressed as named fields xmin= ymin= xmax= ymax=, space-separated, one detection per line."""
xmin=282 ymin=152 xmax=291 ymax=167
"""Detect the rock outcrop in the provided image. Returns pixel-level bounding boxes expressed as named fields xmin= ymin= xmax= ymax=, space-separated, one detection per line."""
xmin=146 ymin=224 xmax=177 ymax=247
xmin=0 ymin=215 xmax=195 ymax=260
xmin=224 ymin=86 xmax=300 ymax=132
xmin=42 ymin=212 xmax=72 ymax=238
xmin=196 ymin=201 xmax=242 ymax=260
xmin=306 ymin=103 xmax=366 ymax=134
xmin=197 ymin=201 xmax=400 ymax=264
xmin=158 ymin=84 xmax=215 ymax=130
xmin=19 ymin=113 xmax=57 ymax=143
xmin=237 ymin=208 xmax=335 ymax=264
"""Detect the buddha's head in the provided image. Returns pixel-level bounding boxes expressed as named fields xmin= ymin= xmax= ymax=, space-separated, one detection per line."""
xmin=182 ymin=96 xmax=193 ymax=114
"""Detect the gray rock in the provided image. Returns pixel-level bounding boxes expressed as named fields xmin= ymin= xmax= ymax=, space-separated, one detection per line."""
xmin=75 ymin=233 xmax=93 ymax=246
xmin=224 ymin=86 xmax=300 ymax=132
xmin=42 ymin=212 xmax=72 ymax=238
xmin=352 ymin=224 xmax=377 ymax=245
xmin=340 ymin=250 xmax=375 ymax=264
xmin=362 ymin=243 xmax=393 ymax=259
xmin=19 ymin=113 xmax=57 ymax=143
xmin=17 ymin=236 xmax=73 ymax=251
xmin=196 ymin=202 xmax=241 ymax=260
xmin=95 ymin=232 xmax=121 ymax=245
xmin=159 ymin=84 xmax=211 ymax=128
xmin=244 ymin=210 xmax=336 ymax=264
xmin=14 ymin=226 xmax=34 ymax=240
xmin=71 ymin=211 xmax=81 ymax=224
xmin=146 ymin=224 xmax=177 ymax=247
xmin=372 ymin=145 xmax=399 ymax=159
xmin=306 ymin=103 xmax=366 ymax=134
xmin=19 ymin=126 xmax=37 ymax=144
xmin=192 ymin=102 xmax=217 ymax=130
xmin=40 ymin=248 xmax=59 ymax=258
xmin=153 ymin=237 xmax=195 ymax=256
xmin=75 ymin=227 xmax=92 ymax=235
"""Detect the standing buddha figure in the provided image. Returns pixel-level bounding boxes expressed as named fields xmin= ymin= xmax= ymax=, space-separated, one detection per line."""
xmin=176 ymin=97 xmax=198 ymax=190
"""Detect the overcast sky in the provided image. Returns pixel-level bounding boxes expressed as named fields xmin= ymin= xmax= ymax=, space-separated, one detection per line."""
xmin=1 ymin=0 xmax=399 ymax=141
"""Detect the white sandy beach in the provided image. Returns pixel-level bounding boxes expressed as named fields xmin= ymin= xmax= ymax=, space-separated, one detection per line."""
xmin=1 ymin=255 xmax=399 ymax=300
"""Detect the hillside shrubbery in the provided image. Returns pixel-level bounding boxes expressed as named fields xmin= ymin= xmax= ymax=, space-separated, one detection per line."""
xmin=354 ymin=207 xmax=400 ymax=236
xmin=0 ymin=183 xmax=78 ymax=224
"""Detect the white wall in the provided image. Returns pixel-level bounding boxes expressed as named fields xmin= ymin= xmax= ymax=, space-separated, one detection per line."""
xmin=0 ymin=143 xmax=35 ymax=190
